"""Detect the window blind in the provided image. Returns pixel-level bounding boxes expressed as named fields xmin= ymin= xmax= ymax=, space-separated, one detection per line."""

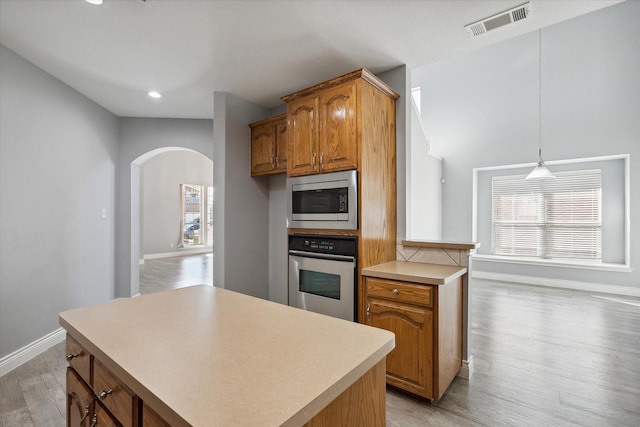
xmin=492 ymin=169 xmax=602 ymax=260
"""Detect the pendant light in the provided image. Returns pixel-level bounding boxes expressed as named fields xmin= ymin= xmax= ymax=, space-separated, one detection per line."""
xmin=526 ymin=29 xmax=555 ymax=180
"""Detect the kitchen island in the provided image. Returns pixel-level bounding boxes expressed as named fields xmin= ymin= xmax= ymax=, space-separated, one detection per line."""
xmin=59 ymin=285 xmax=395 ymax=426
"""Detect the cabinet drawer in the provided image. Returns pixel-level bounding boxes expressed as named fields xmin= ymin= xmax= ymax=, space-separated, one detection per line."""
xmin=365 ymin=277 xmax=432 ymax=307
xmin=93 ymin=358 xmax=138 ymax=427
xmin=66 ymin=334 xmax=92 ymax=386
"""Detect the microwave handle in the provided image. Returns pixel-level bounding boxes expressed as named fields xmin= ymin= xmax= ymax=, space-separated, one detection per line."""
xmin=289 ymin=250 xmax=355 ymax=263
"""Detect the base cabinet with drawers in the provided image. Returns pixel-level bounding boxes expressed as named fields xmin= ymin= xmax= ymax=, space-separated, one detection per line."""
xmin=363 ymin=275 xmax=462 ymax=400
xmin=65 ymin=334 xmax=166 ymax=427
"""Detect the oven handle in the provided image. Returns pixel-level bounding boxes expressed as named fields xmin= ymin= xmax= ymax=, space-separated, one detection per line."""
xmin=289 ymin=250 xmax=356 ymax=263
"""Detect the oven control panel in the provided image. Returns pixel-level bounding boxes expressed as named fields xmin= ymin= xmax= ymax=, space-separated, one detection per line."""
xmin=289 ymin=235 xmax=357 ymax=256
xmin=305 ymin=239 xmax=335 ymax=251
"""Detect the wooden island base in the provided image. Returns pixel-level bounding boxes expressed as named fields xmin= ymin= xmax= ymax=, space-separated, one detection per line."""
xmin=305 ymin=359 xmax=386 ymax=427
xmin=60 ymin=285 xmax=394 ymax=427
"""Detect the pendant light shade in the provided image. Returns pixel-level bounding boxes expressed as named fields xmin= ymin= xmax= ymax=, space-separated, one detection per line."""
xmin=526 ymin=157 xmax=555 ymax=179
xmin=526 ymin=29 xmax=555 ymax=180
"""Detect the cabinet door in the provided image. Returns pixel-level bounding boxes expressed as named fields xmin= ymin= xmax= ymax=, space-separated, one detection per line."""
xmin=287 ymin=96 xmax=318 ymax=176
xmin=275 ymin=118 xmax=288 ymax=172
xmin=93 ymin=401 xmax=120 ymax=427
xmin=251 ymin=122 xmax=276 ymax=176
xmin=366 ymin=298 xmax=433 ymax=398
xmin=67 ymin=368 xmax=93 ymax=427
xmin=318 ymin=81 xmax=358 ymax=172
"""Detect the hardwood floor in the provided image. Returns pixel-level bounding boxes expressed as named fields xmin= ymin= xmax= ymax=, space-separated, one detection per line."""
xmin=139 ymin=253 xmax=213 ymax=294
xmin=387 ymin=281 xmax=640 ymax=427
xmin=2 ymin=257 xmax=639 ymax=426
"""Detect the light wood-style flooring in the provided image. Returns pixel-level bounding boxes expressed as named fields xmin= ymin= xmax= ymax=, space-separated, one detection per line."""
xmin=139 ymin=252 xmax=213 ymax=294
xmin=2 ymin=254 xmax=639 ymax=426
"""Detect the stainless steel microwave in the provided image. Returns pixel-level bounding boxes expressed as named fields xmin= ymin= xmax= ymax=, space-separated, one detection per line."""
xmin=286 ymin=170 xmax=357 ymax=230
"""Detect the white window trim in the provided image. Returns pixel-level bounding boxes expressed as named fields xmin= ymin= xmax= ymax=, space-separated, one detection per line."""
xmin=472 ymin=254 xmax=632 ymax=272
xmin=472 ymin=154 xmax=630 ymax=269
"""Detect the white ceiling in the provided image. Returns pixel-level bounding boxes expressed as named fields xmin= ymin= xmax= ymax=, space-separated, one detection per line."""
xmin=0 ymin=0 xmax=624 ymax=119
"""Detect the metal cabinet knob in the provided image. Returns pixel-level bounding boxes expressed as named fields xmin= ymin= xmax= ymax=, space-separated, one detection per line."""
xmin=66 ymin=353 xmax=78 ymax=361
xmin=392 ymin=288 xmax=399 ymax=295
xmin=98 ymin=389 xmax=112 ymax=400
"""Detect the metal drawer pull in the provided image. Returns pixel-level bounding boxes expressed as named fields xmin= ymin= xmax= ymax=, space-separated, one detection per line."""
xmin=66 ymin=353 xmax=78 ymax=361
xmin=98 ymin=389 xmax=112 ymax=400
xmin=392 ymin=288 xmax=399 ymax=295
xmin=80 ymin=406 xmax=89 ymax=423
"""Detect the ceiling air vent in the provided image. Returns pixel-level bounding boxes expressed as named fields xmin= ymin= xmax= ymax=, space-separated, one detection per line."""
xmin=465 ymin=2 xmax=531 ymax=37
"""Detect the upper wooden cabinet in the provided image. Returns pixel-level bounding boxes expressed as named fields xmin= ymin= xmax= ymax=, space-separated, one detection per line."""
xmin=249 ymin=113 xmax=287 ymax=176
xmin=282 ymin=68 xmax=398 ymax=177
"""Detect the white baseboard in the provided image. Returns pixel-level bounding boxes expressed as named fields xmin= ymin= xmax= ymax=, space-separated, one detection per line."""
xmin=143 ymin=248 xmax=212 ymax=260
xmin=473 ymin=271 xmax=640 ymax=298
xmin=0 ymin=327 xmax=66 ymax=376
xmin=458 ymin=356 xmax=474 ymax=379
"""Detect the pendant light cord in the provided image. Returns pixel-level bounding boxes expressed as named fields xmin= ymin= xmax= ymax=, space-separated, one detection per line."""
xmin=538 ymin=29 xmax=542 ymax=161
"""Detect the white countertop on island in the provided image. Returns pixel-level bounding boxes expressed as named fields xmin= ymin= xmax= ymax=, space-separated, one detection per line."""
xmin=59 ymin=285 xmax=395 ymax=427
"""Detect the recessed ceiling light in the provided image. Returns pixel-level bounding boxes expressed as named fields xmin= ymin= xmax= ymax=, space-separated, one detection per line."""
xmin=85 ymin=0 xmax=103 ymax=5
xmin=147 ymin=91 xmax=162 ymax=99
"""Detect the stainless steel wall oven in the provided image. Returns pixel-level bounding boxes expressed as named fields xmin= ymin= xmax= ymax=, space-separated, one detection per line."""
xmin=288 ymin=234 xmax=357 ymax=322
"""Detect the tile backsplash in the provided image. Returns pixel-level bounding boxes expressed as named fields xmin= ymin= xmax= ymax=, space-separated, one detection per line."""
xmin=396 ymin=243 xmax=473 ymax=267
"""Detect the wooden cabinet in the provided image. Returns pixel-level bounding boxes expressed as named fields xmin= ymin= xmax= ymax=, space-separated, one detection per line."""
xmin=249 ymin=113 xmax=287 ymax=175
xmin=94 ymin=358 xmax=139 ymax=427
xmin=287 ymin=96 xmax=318 ymax=175
xmin=282 ymin=69 xmax=396 ymax=177
xmin=142 ymin=403 xmax=172 ymax=427
xmin=66 ymin=334 xmax=91 ymax=385
xmin=67 ymin=368 xmax=93 ymax=427
xmin=318 ymin=81 xmax=358 ymax=173
xmin=283 ymin=68 xmax=399 ymax=323
xmin=363 ymin=276 xmax=462 ymax=400
xmin=65 ymin=334 xmax=168 ymax=427
xmin=93 ymin=401 xmax=121 ymax=426
xmin=286 ymin=81 xmax=358 ymax=176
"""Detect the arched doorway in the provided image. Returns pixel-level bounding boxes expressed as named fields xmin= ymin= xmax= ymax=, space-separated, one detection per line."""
xmin=130 ymin=147 xmax=213 ymax=296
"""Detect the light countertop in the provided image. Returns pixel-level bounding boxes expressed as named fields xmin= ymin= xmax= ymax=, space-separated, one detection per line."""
xmin=59 ymin=285 xmax=394 ymax=427
xmin=400 ymin=240 xmax=480 ymax=251
xmin=362 ymin=260 xmax=467 ymax=285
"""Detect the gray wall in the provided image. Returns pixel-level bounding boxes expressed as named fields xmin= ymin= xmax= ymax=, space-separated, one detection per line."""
xmin=409 ymin=96 xmax=442 ymax=240
xmin=213 ymin=92 xmax=271 ymax=298
xmin=116 ymin=118 xmax=213 ymax=298
xmin=413 ymin=1 xmax=639 ymax=288
xmin=378 ymin=65 xmax=410 ymax=241
xmin=141 ymin=150 xmax=213 ymax=255
xmin=268 ymin=174 xmax=287 ymax=304
xmin=0 ymin=45 xmax=119 ymax=358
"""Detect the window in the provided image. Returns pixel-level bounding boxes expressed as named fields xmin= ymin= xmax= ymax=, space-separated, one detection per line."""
xmin=492 ymin=170 xmax=602 ymax=261
xmin=473 ymin=155 xmax=629 ymax=271
xmin=181 ymin=184 xmax=213 ymax=247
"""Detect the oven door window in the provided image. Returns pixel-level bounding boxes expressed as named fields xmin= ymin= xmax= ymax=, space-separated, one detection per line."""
xmin=299 ymin=270 xmax=340 ymax=300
